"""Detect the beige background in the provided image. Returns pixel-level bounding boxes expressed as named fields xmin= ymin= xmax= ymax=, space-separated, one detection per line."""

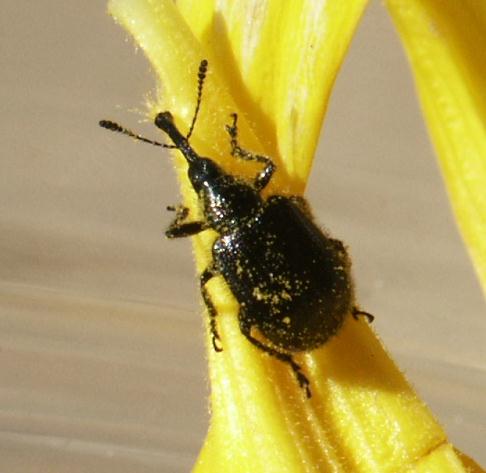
xmin=1 ymin=1 xmax=485 ymax=472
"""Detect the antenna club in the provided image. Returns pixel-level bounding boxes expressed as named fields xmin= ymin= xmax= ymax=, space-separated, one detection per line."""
xmin=199 ymin=59 xmax=208 ymax=78
xmin=99 ymin=120 xmax=122 ymax=132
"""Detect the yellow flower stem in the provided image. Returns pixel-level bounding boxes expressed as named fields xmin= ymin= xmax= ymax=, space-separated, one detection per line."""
xmin=107 ymin=0 xmax=483 ymax=471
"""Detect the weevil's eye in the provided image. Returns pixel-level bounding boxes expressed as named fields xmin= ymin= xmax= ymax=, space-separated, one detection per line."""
xmin=189 ymin=158 xmax=223 ymax=192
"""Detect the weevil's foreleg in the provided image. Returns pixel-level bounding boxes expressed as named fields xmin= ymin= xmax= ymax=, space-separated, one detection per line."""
xmin=225 ymin=113 xmax=275 ymax=192
xmin=165 ymin=205 xmax=209 ymax=238
xmin=352 ymin=307 xmax=375 ymax=324
xmin=166 ymin=205 xmax=190 ymax=223
xmin=240 ymin=318 xmax=311 ymax=398
xmin=200 ymin=265 xmax=223 ymax=352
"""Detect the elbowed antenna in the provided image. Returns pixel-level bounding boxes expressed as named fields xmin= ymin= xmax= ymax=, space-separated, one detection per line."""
xmin=152 ymin=59 xmax=210 ymax=164
xmin=98 ymin=120 xmax=175 ymax=149
xmin=98 ymin=114 xmax=200 ymax=165
xmin=99 ymin=59 xmax=209 ymax=161
xmin=186 ymin=59 xmax=208 ymax=140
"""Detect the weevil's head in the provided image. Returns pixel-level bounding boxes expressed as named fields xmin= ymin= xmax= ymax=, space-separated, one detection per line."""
xmin=155 ymin=110 xmax=260 ymax=230
xmin=154 ymin=111 xmax=226 ymax=192
xmin=155 ymin=112 xmax=225 ymax=189
xmin=187 ymin=156 xmax=227 ymax=194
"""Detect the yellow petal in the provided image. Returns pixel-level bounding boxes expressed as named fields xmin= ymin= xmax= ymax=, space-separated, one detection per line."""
xmin=107 ymin=0 xmax=483 ymax=471
xmin=411 ymin=444 xmax=481 ymax=473
xmin=176 ymin=0 xmax=370 ymax=191
xmin=386 ymin=0 xmax=486 ymax=295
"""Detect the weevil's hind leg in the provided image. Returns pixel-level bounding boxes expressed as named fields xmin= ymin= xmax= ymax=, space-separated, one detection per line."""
xmin=200 ymin=265 xmax=223 ymax=352
xmin=352 ymin=307 xmax=375 ymax=324
xmin=165 ymin=205 xmax=209 ymax=238
xmin=225 ymin=113 xmax=275 ymax=192
xmin=239 ymin=316 xmax=311 ymax=398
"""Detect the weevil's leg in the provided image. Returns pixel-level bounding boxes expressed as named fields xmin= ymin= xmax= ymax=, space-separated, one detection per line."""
xmin=166 ymin=205 xmax=189 ymax=225
xmin=239 ymin=317 xmax=311 ymax=398
xmin=201 ymin=265 xmax=223 ymax=352
xmin=352 ymin=307 xmax=375 ymax=324
xmin=327 ymin=238 xmax=351 ymax=261
xmin=166 ymin=221 xmax=208 ymax=238
xmin=165 ymin=205 xmax=209 ymax=238
xmin=225 ymin=113 xmax=275 ymax=192
xmin=329 ymin=238 xmax=346 ymax=252
xmin=167 ymin=205 xmax=190 ymax=221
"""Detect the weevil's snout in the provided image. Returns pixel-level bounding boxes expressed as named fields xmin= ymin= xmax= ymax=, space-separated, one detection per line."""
xmin=154 ymin=111 xmax=194 ymax=161
xmin=154 ymin=111 xmax=174 ymax=131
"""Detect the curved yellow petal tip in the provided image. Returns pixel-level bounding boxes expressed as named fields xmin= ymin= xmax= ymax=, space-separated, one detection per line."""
xmin=386 ymin=0 xmax=486 ymax=295
xmin=107 ymin=0 xmax=484 ymax=471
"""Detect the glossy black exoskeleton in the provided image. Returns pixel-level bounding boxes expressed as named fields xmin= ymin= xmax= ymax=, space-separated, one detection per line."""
xmin=100 ymin=60 xmax=373 ymax=398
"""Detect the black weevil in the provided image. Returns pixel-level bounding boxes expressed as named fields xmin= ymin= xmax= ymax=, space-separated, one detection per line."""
xmin=100 ymin=59 xmax=373 ymax=398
